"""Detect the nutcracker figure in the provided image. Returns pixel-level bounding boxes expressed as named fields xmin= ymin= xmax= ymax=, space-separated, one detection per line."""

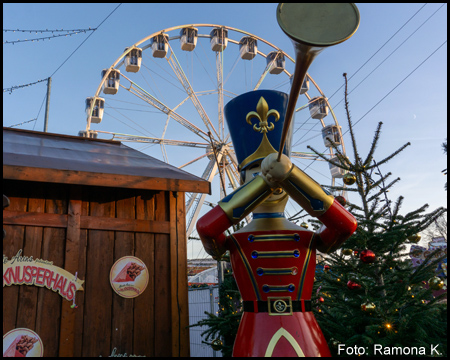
xmin=197 ymin=90 xmax=357 ymax=357
xmin=197 ymin=4 xmax=360 ymax=356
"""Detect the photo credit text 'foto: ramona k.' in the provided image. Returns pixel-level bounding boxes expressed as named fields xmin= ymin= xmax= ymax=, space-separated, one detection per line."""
xmin=338 ymin=344 xmax=442 ymax=356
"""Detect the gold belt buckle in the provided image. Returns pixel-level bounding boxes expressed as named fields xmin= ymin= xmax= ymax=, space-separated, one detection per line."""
xmin=268 ymin=297 xmax=293 ymax=316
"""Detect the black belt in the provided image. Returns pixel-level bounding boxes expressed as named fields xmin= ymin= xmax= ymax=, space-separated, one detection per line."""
xmin=243 ymin=299 xmax=311 ymax=315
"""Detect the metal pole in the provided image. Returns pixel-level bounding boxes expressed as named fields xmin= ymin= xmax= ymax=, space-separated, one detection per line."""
xmin=209 ymin=285 xmax=217 ymax=357
xmin=217 ymin=260 xmax=224 ymax=288
xmin=43 ymin=77 xmax=51 ymax=132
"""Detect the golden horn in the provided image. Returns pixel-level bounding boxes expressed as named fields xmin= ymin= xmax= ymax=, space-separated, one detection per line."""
xmin=276 ymin=3 xmax=360 ymax=161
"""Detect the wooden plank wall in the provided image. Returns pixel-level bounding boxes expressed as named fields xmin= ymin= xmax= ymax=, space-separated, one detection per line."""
xmin=3 ymin=179 xmax=189 ymax=357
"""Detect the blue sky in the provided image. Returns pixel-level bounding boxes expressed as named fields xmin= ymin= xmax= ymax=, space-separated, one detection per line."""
xmin=3 ymin=3 xmax=447 ymax=259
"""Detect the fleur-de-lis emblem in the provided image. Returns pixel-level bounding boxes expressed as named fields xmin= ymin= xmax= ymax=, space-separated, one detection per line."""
xmin=246 ymin=97 xmax=280 ymax=133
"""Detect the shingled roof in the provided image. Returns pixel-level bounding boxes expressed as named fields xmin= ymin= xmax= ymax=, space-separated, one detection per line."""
xmin=3 ymin=127 xmax=210 ymax=194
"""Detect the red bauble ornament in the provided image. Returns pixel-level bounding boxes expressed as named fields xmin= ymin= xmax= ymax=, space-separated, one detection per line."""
xmin=347 ymin=280 xmax=362 ymax=290
xmin=324 ymin=265 xmax=331 ymax=272
xmin=359 ymin=249 xmax=376 ymax=263
xmin=318 ymin=296 xmax=325 ymax=303
xmin=335 ymin=195 xmax=347 ymax=206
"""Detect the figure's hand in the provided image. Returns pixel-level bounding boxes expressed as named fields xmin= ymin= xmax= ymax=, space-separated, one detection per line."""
xmin=261 ymin=153 xmax=292 ymax=187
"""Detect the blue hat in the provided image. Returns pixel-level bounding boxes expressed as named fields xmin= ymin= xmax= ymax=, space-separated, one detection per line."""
xmin=224 ymin=90 xmax=294 ymax=171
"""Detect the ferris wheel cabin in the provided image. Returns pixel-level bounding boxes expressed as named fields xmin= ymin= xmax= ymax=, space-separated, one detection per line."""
xmin=85 ymin=97 xmax=105 ymax=124
xmin=180 ymin=27 xmax=198 ymax=51
xmin=78 ymin=130 xmax=98 ymax=139
xmin=239 ymin=37 xmax=257 ymax=60
xmin=290 ymin=74 xmax=310 ymax=95
xmin=266 ymin=51 xmax=285 ymax=74
xmin=151 ymin=34 xmax=169 ymax=58
xmin=124 ymin=47 xmax=142 ymax=73
xmin=210 ymin=28 xmax=228 ymax=52
xmin=309 ymin=97 xmax=328 ymax=120
xmin=329 ymin=156 xmax=348 ymax=178
xmin=322 ymin=125 xmax=342 ymax=147
xmin=101 ymin=69 xmax=120 ymax=95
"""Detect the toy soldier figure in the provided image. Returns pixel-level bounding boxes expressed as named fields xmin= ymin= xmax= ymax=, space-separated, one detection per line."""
xmin=197 ymin=90 xmax=358 ymax=356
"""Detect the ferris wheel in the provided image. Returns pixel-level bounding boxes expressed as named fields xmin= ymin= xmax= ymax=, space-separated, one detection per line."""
xmin=80 ymin=24 xmax=348 ymax=238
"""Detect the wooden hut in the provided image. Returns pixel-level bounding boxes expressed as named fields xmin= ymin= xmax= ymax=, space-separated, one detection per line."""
xmin=3 ymin=127 xmax=210 ymax=357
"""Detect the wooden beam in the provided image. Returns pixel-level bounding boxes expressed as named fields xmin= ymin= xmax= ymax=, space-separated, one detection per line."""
xmin=154 ymin=191 xmax=171 ymax=356
xmin=3 ymin=165 xmax=211 ymax=194
xmin=59 ymin=186 xmax=82 ymax=357
xmin=112 ymin=190 xmax=135 ymax=353
xmin=3 ymin=211 xmax=171 ymax=234
xmin=169 ymin=191 xmax=190 ymax=357
xmin=134 ymin=191 xmax=156 ymax=356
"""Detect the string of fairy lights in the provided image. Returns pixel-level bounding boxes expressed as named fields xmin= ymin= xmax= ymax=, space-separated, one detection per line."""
xmin=3 ymin=4 xmax=121 ymax=94
xmin=3 ymin=27 xmax=96 ymax=95
xmin=3 ymin=27 xmax=96 ymax=44
xmin=3 ymin=78 xmax=49 ymax=94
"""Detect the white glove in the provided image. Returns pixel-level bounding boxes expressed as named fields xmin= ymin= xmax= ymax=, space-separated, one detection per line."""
xmin=261 ymin=153 xmax=292 ymax=187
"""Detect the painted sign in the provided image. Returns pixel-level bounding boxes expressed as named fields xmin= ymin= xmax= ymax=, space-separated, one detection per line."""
xmin=99 ymin=347 xmax=145 ymax=357
xmin=110 ymin=256 xmax=148 ymax=298
xmin=3 ymin=328 xmax=44 ymax=357
xmin=3 ymin=250 xmax=84 ymax=301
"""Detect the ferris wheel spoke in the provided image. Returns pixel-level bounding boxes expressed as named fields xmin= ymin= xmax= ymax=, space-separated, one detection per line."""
xmin=224 ymin=157 xmax=240 ymax=190
xmin=253 ymin=53 xmax=279 ymax=91
xmin=225 ymin=149 xmax=239 ymax=169
xmin=186 ymin=158 xmax=220 ymax=237
xmin=96 ymin=131 xmax=209 ymax=148
xmin=216 ymin=52 xmax=225 ymax=140
xmin=291 ymin=151 xmax=328 ymax=161
xmin=224 ymin=150 xmax=251 ymax=226
xmin=179 ymin=152 xmax=212 ymax=169
xmin=165 ymin=42 xmax=220 ymax=140
xmin=186 ymin=157 xmax=217 ymax=212
xmin=118 ymin=77 xmax=210 ymax=142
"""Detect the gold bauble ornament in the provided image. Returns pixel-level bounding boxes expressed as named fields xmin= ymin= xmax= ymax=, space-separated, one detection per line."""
xmin=211 ymin=338 xmax=223 ymax=351
xmin=428 ymin=276 xmax=444 ymax=290
xmin=300 ymin=222 xmax=309 ymax=229
xmin=361 ymin=301 xmax=376 ymax=312
xmin=343 ymin=173 xmax=356 ymax=185
xmin=342 ymin=248 xmax=353 ymax=256
xmin=407 ymin=234 xmax=421 ymax=243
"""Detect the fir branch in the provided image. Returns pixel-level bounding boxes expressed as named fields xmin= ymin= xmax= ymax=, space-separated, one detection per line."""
xmin=402 ymin=203 xmax=430 ymax=222
xmin=391 ymin=196 xmax=404 ymax=223
xmin=343 ymin=73 xmax=362 ymax=171
xmin=322 ymin=184 xmax=359 ymax=193
xmin=371 ymin=141 xmax=411 ymax=168
xmin=324 ymin=139 xmax=353 ymax=169
xmin=366 ymin=178 xmax=391 ymax=201
xmin=378 ymin=175 xmax=400 ymax=195
xmin=363 ymin=121 xmax=383 ymax=168
xmin=307 ymin=145 xmax=352 ymax=171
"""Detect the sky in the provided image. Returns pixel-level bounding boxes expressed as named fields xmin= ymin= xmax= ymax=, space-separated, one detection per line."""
xmin=3 ymin=3 xmax=447 ymax=260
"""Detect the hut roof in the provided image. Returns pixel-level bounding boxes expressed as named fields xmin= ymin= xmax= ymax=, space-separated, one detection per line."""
xmin=3 ymin=127 xmax=210 ymax=194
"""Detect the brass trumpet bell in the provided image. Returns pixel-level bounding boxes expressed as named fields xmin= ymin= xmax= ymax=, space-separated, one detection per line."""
xmin=276 ymin=3 xmax=360 ymax=160
xmin=277 ymin=3 xmax=360 ymax=48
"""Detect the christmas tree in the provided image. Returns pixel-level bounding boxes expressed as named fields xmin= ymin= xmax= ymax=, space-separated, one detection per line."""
xmin=191 ymin=73 xmax=447 ymax=357
xmin=309 ymin=74 xmax=447 ymax=357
